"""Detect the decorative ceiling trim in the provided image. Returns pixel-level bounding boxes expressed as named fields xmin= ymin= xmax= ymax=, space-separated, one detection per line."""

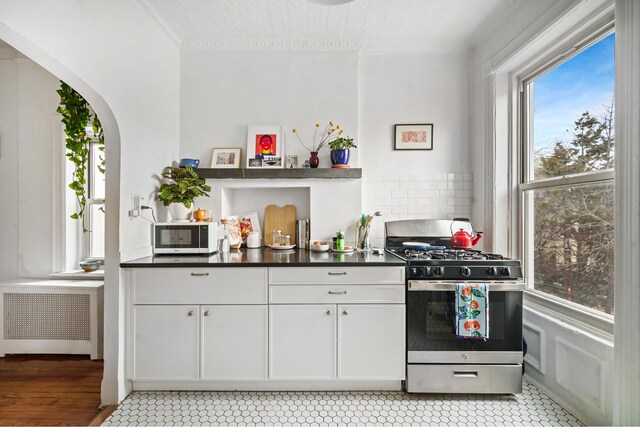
xmin=182 ymin=38 xmax=365 ymax=52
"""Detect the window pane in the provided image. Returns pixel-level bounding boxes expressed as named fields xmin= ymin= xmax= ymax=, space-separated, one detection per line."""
xmin=531 ymin=33 xmax=615 ymax=180
xmin=528 ymin=182 xmax=614 ymax=314
xmin=90 ymin=143 xmax=105 ymax=200
xmin=89 ymin=204 xmax=105 ymax=259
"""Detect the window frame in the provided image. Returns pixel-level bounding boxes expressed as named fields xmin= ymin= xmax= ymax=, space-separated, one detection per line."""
xmin=84 ymin=138 xmax=105 ymax=261
xmin=517 ymin=24 xmax=615 ymax=323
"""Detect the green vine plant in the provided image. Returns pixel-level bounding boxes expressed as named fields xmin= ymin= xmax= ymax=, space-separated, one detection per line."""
xmin=56 ymin=81 xmax=105 ymax=232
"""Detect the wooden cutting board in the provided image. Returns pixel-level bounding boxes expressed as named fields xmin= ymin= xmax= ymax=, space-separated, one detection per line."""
xmin=263 ymin=204 xmax=297 ymax=246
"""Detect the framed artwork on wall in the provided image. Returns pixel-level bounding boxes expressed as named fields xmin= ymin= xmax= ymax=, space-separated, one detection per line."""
xmin=394 ymin=124 xmax=433 ymax=151
xmin=246 ymin=125 xmax=284 ymax=168
xmin=210 ymin=148 xmax=242 ymax=168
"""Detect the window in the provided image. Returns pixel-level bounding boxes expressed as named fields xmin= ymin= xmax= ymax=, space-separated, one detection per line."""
xmin=86 ymin=137 xmax=105 ymax=260
xmin=520 ymin=30 xmax=615 ymax=315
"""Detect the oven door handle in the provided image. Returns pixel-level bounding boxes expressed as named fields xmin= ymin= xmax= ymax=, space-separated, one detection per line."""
xmin=408 ymin=280 xmax=526 ymax=292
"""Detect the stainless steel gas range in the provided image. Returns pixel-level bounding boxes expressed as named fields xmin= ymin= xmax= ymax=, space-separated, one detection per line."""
xmin=385 ymin=219 xmax=525 ymax=394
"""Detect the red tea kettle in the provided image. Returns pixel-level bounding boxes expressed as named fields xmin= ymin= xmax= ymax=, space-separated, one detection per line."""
xmin=450 ymin=218 xmax=483 ymax=250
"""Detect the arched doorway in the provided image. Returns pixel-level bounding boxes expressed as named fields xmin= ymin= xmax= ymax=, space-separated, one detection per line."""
xmin=0 ymin=22 xmax=122 ymax=406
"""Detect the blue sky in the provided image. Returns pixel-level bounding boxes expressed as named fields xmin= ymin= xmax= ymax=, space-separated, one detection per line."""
xmin=533 ymin=33 xmax=615 ymax=154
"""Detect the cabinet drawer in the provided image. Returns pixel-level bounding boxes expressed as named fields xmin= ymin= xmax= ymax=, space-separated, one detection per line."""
xmin=269 ymin=285 xmax=404 ymax=304
xmin=132 ymin=268 xmax=267 ymax=304
xmin=269 ymin=267 xmax=405 ymax=285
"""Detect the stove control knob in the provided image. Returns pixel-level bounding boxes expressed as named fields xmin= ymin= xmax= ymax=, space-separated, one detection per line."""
xmin=460 ymin=267 xmax=471 ymax=277
xmin=433 ymin=266 xmax=445 ymax=277
xmin=487 ymin=267 xmax=498 ymax=276
xmin=500 ymin=267 xmax=511 ymax=277
xmin=410 ymin=267 xmax=419 ymax=277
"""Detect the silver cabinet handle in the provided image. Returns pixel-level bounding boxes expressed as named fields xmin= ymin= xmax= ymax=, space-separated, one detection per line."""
xmin=328 ymin=291 xmax=347 ymax=295
xmin=328 ymin=272 xmax=347 ymax=276
xmin=326 ymin=310 xmax=332 ymax=315
xmin=187 ymin=310 xmax=195 ymax=317
xmin=203 ymin=311 xmax=210 ymax=317
xmin=190 ymin=272 xmax=209 ymax=277
xmin=342 ymin=310 xmax=349 ymax=315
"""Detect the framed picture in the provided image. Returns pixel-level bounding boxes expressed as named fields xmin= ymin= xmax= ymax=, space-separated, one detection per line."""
xmin=285 ymin=154 xmax=299 ymax=169
xmin=394 ymin=124 xmax=433 ymax=151
xmin=246 ymin=125 xmax=284 ymax=168
xmin=248 ymin=158 xmax=262 ymax=168
xmin=211 ymin=148 xmax=241 ymax=168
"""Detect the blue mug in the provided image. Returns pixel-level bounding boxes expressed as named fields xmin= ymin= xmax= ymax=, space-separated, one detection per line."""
xmin=179 ymin=158 xmax=200 ymax=169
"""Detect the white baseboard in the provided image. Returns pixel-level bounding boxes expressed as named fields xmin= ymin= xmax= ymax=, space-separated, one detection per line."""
xmin=132 ymin=380 xmax=402 ymax=392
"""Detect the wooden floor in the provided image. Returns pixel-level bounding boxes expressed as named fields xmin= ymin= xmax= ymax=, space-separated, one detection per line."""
xmin=0 ymin=355 xmax=104 ymax=426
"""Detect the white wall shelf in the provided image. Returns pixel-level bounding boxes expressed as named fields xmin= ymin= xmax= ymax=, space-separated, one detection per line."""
xmin=197 ymin=168 xmax=362 ymax=180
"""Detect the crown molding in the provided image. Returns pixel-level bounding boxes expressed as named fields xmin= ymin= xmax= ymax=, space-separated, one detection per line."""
xmin=182 ymin=38 xmax=365 ymax=52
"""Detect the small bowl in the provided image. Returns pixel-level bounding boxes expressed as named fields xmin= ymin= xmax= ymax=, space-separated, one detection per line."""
xmin=79 ymin=260 xmax=100 ymax=272
xmin=310 ymin=242 xmax=330 ymax=252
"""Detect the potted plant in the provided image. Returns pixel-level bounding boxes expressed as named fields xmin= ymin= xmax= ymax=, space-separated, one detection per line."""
xmin=155 ymin=166 xmax=211 ymax=221
xmin=328 ymin=136 xmax=356 ymax=168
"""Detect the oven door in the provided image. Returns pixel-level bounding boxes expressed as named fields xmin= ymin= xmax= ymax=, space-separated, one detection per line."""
xmin=407 ymin=280 xmax=524 ymax=364
xmin=153 ymin=225 xmax=203 ymax=254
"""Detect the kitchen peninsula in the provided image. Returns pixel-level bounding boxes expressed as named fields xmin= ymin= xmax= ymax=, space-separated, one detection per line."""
xmin=120 ymin=250 xmax=406 ymax=391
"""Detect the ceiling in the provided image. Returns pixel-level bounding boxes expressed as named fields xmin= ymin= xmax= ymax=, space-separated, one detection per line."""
xmin=140 ymin=0 xmax=522 ymax=53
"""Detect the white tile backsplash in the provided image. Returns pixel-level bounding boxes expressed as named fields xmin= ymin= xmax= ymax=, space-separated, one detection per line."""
xmin=363 ymin=172 xmax=473 ymax=246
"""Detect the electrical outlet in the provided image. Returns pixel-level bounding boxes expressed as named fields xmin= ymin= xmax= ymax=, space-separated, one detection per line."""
xmin=129 ymin=194 xmax=144 ymax=218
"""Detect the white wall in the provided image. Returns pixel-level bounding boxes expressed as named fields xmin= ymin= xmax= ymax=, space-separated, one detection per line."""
xmin=360 ymin=53 xmax=470 ymax=174
xmin=0 ymin=0 xmax=181 ymax=404
xmin=16 ymin=58 xmax=60 ymax=278
xmin=0 ymin=50 xmax=60 ymax=281
xmin=0 ymin=48 xmax=18 ymax=281
xmin=359 ymin=53 xmax=474 ymax=245
xmin=180 ymin=50 xmax=362 ymax=237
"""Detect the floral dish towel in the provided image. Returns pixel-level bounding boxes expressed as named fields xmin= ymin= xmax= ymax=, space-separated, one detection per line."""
xmin=455 ymin=283 xmax=489 ymax=339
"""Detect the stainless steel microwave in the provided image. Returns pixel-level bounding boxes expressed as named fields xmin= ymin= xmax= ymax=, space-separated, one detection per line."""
xmin=152 ymin=222 xmax=219 ymax=254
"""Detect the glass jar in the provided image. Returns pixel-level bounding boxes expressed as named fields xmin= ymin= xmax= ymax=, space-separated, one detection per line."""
xmin=272 ymin=229 xmax=282 ymax=246
xmin=282 ymin=234 xmax=291 ymax=246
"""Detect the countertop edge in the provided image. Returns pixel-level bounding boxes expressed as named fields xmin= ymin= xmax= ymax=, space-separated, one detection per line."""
xmin=120 ymin=261 xmax=406 ymax=268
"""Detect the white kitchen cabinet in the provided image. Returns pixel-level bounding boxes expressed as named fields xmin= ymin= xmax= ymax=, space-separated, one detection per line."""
xmin=133 ymin=305 xmax=200 ymax=380
xmin=132 ymin=304 xmax=267 ymax=381
xmin=269 ymin=303 xmax=405 ymax=380
xmin=269 ymin=304 xmax=337 ymax=379
xmin=338 ymin=304 xmax=406 ymax=379
xmin=201 ymin=305 xmax=268 ymax=380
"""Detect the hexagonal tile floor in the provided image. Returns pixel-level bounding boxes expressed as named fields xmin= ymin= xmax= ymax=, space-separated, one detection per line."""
xmin=102 ymin=378 xmax=581 ymax=426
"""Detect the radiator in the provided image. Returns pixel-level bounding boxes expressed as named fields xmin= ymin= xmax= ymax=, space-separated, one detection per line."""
xmin=0 ymin=282 xmax=103 ymax=359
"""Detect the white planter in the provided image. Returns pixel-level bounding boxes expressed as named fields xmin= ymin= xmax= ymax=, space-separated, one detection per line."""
xmin=168 ymin=203 xmax=192 ymax=221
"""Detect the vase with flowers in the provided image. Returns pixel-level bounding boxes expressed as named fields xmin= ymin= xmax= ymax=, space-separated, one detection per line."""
xmin=292 ymin=121 xmax=344 ymax=168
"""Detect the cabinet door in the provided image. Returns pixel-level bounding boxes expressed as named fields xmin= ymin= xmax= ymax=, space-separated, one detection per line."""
xmin=269 ymin=305 xmax=336 ymax=379
xmin=133 ymin=305 xmax=199 ymax=380
xmin=201 ymin=305 xmax=268 ymax=380
xmin=338 ymin=304 xmax=405 ymax=379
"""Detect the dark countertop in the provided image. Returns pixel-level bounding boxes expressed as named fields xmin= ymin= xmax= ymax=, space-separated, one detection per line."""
xmin=120 ymin=248 xmax=405 ymax=268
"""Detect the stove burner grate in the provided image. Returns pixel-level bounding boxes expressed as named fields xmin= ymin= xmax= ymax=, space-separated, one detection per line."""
xmin=394 ymin=248 xmax=506 ymax=261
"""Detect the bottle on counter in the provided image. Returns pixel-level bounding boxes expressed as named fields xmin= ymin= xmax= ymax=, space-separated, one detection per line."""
xmin=220 ymin=224 xmax=231 ymax=253
xmin=335 ymin=229 xmax=345 ymax=251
